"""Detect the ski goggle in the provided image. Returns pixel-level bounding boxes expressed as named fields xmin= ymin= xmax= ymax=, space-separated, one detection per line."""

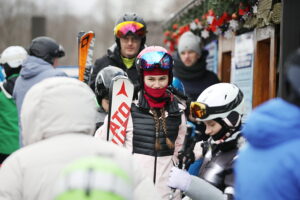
xmin=138 ymin=51 xmax=173 ymax=71
xmin=190 ymin=90 xmax=244 ymax=119
xmin=114 ymin=21 xmax=146 ymax=38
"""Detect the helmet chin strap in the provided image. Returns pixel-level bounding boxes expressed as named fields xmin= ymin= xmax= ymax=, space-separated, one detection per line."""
xmin=212 ymin=118 xmax=235 ymax=142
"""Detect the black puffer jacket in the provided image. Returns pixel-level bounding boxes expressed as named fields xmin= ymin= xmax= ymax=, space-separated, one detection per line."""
xmin=90 ymin=44 xmax=144 ymax=91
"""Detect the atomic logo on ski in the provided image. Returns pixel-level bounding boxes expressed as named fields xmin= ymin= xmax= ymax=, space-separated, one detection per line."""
xmin=116 ymin=81 xmax=128 ymax=97
xmin=107 ymin=76 xmax=134 ymax=146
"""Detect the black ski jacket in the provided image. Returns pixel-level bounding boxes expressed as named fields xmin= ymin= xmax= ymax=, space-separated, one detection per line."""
xmin=90 ymin=44 xmax=144 ymax=91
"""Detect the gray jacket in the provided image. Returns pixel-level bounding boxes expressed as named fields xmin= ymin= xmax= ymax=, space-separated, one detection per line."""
xmin=13 ymin=56 xmax=67 ymax=114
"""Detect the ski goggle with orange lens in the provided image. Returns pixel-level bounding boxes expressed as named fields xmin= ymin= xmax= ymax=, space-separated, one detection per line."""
xmin=190 ymin=102 xmax=209 ymax=119
xmin=190 ymin=90 xmax=244 ymax=119
xmin=138 ymin=51 xmax=173 ymax=71
xmin=114 ymin=21 xmax=146 ymax=38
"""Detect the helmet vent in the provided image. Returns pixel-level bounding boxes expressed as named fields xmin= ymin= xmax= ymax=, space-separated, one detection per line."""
xmin=224 ymin=94 xmax=227 ymax=100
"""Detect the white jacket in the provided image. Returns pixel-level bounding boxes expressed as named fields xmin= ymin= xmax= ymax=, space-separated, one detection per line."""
xmin=96 ymin=100 xmax=187 ymax=200
xmin=0 ymin=77 xmax=160 ymax=200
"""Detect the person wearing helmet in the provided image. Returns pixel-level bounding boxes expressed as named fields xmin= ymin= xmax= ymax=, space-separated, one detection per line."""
xmin=97 ymin=46 xmax=186 ymax=200
xmin=94 ymin=66 xmax=128 ymax=129
xmin=53 ymin=155 xmax=134 ymax=200
xmin=0 ymin=77 xmax=160 ymax=200
xmin=90 ymin=13 xmax=147 ymax=92
xmin=168 ymin=83 xmax=245 ymax=200
xmin=173 ymin=31 xmax=219 ymax=101
xmin=13 ymin=36 xmax=67 ymax=145
xmin=0 ymin=46 xmax=28 ymax=164
xmin=235 ymin=49 xmax=300 ymax=200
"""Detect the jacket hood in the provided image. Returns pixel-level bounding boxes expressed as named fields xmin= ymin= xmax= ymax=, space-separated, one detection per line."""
xmin=242 ymin=98 xmax=300 ymax=148
xmin=20 ymin=77 xmax=98 ymax=146
xmin=21 ymin=56 xmax=53 ymax=79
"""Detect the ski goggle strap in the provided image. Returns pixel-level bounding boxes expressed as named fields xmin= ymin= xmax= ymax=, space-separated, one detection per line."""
xmin=138 ymin=51 xmax=173 ymax=71
xmin=114 ymin=21 xmax=146 ymax=38
xmin=190 ymin=90 xmax=244 ymax=119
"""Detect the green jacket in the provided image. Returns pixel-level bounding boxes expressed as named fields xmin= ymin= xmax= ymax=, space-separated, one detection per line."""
xmin=0 ymin=74 xmax=19 ymax=154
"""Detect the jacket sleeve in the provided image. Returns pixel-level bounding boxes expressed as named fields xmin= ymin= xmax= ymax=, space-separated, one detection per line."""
xmin=185 ymin=176 xmax=224 ymax=200
xmin=0 ymin=155 xmax=23 ymax=200
xmin=173 ymin=112 xmax=187 ymax=164
xmin=94 ymin=115 xmax=108 ymax=140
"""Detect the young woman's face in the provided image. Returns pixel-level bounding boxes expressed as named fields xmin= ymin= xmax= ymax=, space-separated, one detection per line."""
xmin=204 ymin=120 xmax=222 ymax=136
xmin=144 ymin=75 xmax=169 ymax=89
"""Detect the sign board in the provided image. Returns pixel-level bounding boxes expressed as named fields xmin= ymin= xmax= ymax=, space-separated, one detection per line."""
xmin=231 ymin=32 xmax=254 ymax=120
xmin=205 ymin=40 xmax=218 ymax=74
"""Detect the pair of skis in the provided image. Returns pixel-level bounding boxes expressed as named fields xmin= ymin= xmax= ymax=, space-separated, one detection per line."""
xmin=78 ymin=31 xmax=134 ymax=146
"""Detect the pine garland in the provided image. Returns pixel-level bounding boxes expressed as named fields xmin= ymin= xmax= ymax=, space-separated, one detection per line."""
xmin=163 ymin=0 xmax=281 ymax=53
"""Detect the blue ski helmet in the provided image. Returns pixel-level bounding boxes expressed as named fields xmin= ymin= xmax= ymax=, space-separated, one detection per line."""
xmin=172 ymin=77 xmax=185 ymax=95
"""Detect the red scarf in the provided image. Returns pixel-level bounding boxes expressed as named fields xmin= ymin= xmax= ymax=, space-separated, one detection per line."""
xmin=143 ymin=68 xmax=170 ymax=108
xmin=144 ymin=84 xmax=169 ymax=108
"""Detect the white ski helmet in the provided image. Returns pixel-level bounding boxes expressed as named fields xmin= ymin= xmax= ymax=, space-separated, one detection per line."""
xmin=191 ymin=83 xmax=244 ymax=121
xmin=0 ymin=46 xmax=28 ymax=68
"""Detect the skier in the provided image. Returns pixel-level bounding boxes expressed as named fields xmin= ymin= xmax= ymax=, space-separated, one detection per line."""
xmin=0 ymin=46 xmax=28 ymax=164
xmin=168 ymin=83 xmax=245 ymax=200
xmin=13 ymin=36 xmax=66 ymax=116
xmin=94 ymin=65 xmax=128 ymax=129
xmin=0 ymin=77 xmax=160 ymax=200
xmin=13 ymin=36 xmax=66 ymax=146
xmin=90 ymin=12 xmax=147 ymax=92
xmin=97 ymin=46 xmax=186 ymax=199
xmin=53 ymin=155 xmax=134 ymax=200
xmin=173 ymin=31 xmax=219 ymax=101
xmin=235 ymin=48 xmax=300 ymax=200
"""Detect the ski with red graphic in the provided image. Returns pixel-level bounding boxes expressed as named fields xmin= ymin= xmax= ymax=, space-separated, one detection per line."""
xmin=107 ymin=75 xmax=134 ymax=146
xmin=78 ymin=31 xmax=95 ymax=84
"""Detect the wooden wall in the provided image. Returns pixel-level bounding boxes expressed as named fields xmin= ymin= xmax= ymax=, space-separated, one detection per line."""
xmin=218 ymin=26 xmax=278 ymax=109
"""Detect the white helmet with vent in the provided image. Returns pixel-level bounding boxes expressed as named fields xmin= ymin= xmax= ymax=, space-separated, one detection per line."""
xmin=0 ymin=46 xmax=28 ymax=68
xmin=191 ymin=83 xmax=244 ymax=121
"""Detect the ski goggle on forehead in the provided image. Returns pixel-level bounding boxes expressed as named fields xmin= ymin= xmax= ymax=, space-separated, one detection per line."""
xmin=139 ymin=51 xmax=173 ymax=71
xmin=114 ymin=21 xmax=146 ymax=38
xmin=190 ymin=90 xmax=243 ymax=119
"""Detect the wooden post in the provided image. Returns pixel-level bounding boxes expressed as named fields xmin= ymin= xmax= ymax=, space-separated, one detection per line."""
xmin=31 ymin=16 xmax=46 ymax=40
xmin=252 ymin=26 xmax=277 ymax=107
xmin=218 ymin=35 xmax=235 ymax=82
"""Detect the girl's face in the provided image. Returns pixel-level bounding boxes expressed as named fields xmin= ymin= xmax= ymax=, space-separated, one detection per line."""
xmin=204 ymin=120 xmax=222 ymax=136
xmin=144 ymin=75 xmax=169 ymax=89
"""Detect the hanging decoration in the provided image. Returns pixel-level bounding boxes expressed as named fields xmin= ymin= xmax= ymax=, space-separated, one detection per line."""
xmin=163 ymin=0 xmax=281 ymax=53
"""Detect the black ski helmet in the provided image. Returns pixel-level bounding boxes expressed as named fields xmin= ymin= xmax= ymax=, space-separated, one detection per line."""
xmin=114 ymin=13 xmax=147 ymax=49
xmin=28 ymin=36 xmax=65 ymax=65
xmin=95 ymin=66 xmax=128 ymax=105
xmin=284 ymin=48 xmax=300 ymax=106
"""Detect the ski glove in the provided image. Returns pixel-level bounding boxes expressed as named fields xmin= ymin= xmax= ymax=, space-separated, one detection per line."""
xmin=168 ymin=166 xmax=191 ymax=192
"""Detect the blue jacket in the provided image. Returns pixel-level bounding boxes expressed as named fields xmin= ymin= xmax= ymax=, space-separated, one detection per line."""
xmin=13 ymin=56 xmax=67 ymax=114
xmin=235 ymin=98 xmax=300 ymax=200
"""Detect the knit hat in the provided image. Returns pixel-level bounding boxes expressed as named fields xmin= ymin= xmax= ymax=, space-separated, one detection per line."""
xmin=177 ymin=31 xmax=201 ymax=55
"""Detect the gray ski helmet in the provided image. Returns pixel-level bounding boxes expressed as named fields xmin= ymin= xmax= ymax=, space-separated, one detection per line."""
xmin=29 ymin=36 xmax=65 ymax=65
xmin=95 ymin=66 xmax=128 ymax=104
xmin=284 ymin=48 xmax=300 ymax=105
xmin=114 ymin=13 xmax=147 ymax=48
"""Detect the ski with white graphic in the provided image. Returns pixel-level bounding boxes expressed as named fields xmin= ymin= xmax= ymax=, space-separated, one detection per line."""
xmin=107 ymin=75 xmax=134 ymax=146
xmin=78 ymin=31 xmax=95 ymax=84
